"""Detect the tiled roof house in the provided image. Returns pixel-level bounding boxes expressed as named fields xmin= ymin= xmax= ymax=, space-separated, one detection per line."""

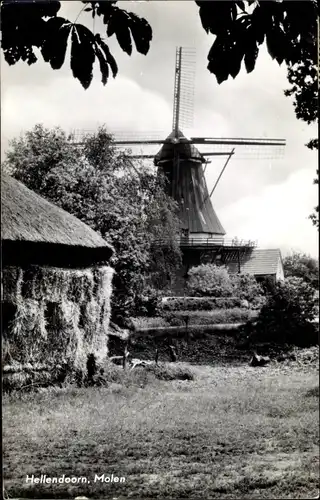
xmin=226 ymin=248 xmax=284 ymax=282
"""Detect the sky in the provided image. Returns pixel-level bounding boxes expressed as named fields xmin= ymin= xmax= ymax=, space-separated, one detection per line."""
xmin=1 ymin=0 xmax=318 ymax=258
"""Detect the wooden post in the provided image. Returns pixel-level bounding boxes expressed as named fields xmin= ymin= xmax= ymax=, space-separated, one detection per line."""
xmin=122 ymin=343 xmax=128 ymax=370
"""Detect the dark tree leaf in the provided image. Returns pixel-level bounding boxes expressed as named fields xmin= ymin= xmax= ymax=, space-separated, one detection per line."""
xmin=94 ymin=45 xmax=109 ymax=85
xmin=266 ymin=26 xmax=286 ymax=65
xmin=96 ymin=1 xmax=117 ymax=24
xmin=95 ymin=34 xmax=118 ymax=78
xmin=244 ymin=37 xmax=258 ymax=73
xmin=207 ymin=38 xmax=230 ymax=84
xmin=0 ymin=0 xmax=60 ymax=65
xmin=41 ymin=17 xmax=71 ymax=70
xmin=251 ymin=5 xmax=269 ymax=45
xmin=106 ymin=10 xmax=116 ymax=37
xmin=107 ymin=8 xmax=132 ymax=55
xmin=70 ymin=24 xmax=96 ymax=89
xmin=197 ymin=1 xmax=235 ymax=36
xmin=229 ymin=44 xmax=244 ymax=79
xmin=128 ymin=13 xmax=152 ymax=55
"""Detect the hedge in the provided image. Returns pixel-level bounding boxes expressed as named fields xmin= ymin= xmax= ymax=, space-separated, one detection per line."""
xmin=161 ymin=296 xmax=244 ymax=311
xmin=164 ymin=309 xmax=258 ymax=326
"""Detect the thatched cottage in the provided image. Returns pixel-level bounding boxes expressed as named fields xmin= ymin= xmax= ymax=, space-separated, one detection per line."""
xmin=1 ymin=174 xmax=114 ymax=384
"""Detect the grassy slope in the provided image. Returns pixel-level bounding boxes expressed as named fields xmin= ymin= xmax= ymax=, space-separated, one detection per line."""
xmin=3 ymin=364 xmax=319 ymax=499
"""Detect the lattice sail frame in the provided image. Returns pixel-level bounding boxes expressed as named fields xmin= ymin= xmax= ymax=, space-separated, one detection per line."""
xmin=172 ymin=47 xmax=196 ymax=136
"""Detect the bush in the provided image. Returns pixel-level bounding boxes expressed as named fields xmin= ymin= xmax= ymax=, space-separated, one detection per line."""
xmin=161 ymin=296 xmax=243 ymax=311
xmin=186 ymin=265 xmax=266 ymax=306
xmin=187 ymin=264 xmax=234 ymax=297
xmin=230 ymin=273 xmax=264 ymax=303
xmin=244 ymin=277 xmax=318 ymax=347
xmin=134 ymin=287 xmax=171 ymax=317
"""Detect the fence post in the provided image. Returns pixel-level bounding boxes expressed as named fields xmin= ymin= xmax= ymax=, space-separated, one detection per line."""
xmin=122 ymin=343 xmax=128 ymax=370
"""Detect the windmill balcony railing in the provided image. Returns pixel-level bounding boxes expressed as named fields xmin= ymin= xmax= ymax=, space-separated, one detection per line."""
xmin=154 ymin=237 xmax=258 ymax=249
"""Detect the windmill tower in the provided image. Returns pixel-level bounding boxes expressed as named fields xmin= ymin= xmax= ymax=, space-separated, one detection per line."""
xmin=154 ymin=47 xmax=226 ymax=244
xmin=73 ymin=47 xmax=286 ymax=291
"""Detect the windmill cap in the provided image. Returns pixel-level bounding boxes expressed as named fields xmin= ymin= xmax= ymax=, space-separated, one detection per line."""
xmin=154 ymin=129 xmax=205 ymax=165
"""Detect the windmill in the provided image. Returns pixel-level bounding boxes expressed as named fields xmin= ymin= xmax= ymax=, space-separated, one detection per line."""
xmin=73 ymin=47 xmax=286 ymax=284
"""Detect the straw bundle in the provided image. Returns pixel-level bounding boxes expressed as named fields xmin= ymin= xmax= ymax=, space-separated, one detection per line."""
xmin=2 ymin=264 xmax=114 ymax=376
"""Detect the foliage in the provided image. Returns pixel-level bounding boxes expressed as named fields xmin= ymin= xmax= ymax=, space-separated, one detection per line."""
xmin=134 ymin=287 xmax=172 ymax=318
xmin=3 ymin=124 xmax=181 ymax=319
xmin=187 ymin=264 xmax=234 ymax=298
xmin=309 ymin=168 xmax=319 ymax=230
xmin=247 ymin=276 xmax=318 ymax=346
xmin=283 ymin=251 xmax=319 ymax=289
xmin=0 ymin=0 xmax=152 ymax=89
xmin=161 ymin=296 xmax=244 ymax=312
xmin=186 ymin=264 xmax=265 ymax=306
xmin=230 ymin=272 xmax=264 ymax=303
xmin=195 ymin=1 xmax=317 ymax=90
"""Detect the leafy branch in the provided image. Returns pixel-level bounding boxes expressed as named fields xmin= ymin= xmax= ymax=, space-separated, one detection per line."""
xmin=0 ymin=0 xmax=152 ymax=89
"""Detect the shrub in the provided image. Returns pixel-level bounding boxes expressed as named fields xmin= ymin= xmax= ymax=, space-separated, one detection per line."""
xmin=244 ymin=277 xmax=318 ymax=347
xmin=134 ymin=287 xmax=170 ymax=317
xmin=230 ymin=273 xmax=264 ymax=303
xmin=186 ymin=265 xmax=266 ymax=305
xmin=187 ymin=264 xmax=234 ymax=297
xmin=161 ymin=297 xmax=243 ymax=311
xmin=164 ymin=309 xmax=258 ymax=326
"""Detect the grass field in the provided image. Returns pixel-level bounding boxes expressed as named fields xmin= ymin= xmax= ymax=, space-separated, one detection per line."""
xmin=3 ymin=362 xmax=319 ymax=499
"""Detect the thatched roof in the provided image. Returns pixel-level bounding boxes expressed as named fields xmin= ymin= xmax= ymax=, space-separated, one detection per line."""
xmin=1 ymin=174 xmax=113 ymax=265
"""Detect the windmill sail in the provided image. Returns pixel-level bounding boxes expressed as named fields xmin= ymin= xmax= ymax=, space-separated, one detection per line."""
xmin=154 ymin=130 xmax=225 ymax=237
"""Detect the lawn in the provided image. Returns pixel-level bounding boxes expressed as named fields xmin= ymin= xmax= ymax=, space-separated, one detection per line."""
xmin=3 ymin=362 xmax=319 ymax=499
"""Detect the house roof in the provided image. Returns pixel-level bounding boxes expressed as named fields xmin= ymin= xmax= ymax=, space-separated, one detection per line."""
xmin=226 ymin=248 xmax=282 ymax=276
xmin=154 ymin=129 xmax=205 ymax=165
xmin=1 ymin=174 xmax=113 ymax=259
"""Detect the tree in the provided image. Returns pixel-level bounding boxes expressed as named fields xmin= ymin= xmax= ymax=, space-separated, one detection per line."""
xmin=2 ymin=124 xmax=182 ymax=318
xmin=248 ymin=277 xmax=318 ymax=347
xmin=283 ymin=251 xmax=319 ymax=289
xmin=1 ymin=0 xmax=152 ymax=89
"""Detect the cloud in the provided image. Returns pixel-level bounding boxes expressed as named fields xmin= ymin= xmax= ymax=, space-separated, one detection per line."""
xmin=220 ymin=168 xmax=318 ymax=257
xmin=1 ymin=71 xmax=172 ymax=153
